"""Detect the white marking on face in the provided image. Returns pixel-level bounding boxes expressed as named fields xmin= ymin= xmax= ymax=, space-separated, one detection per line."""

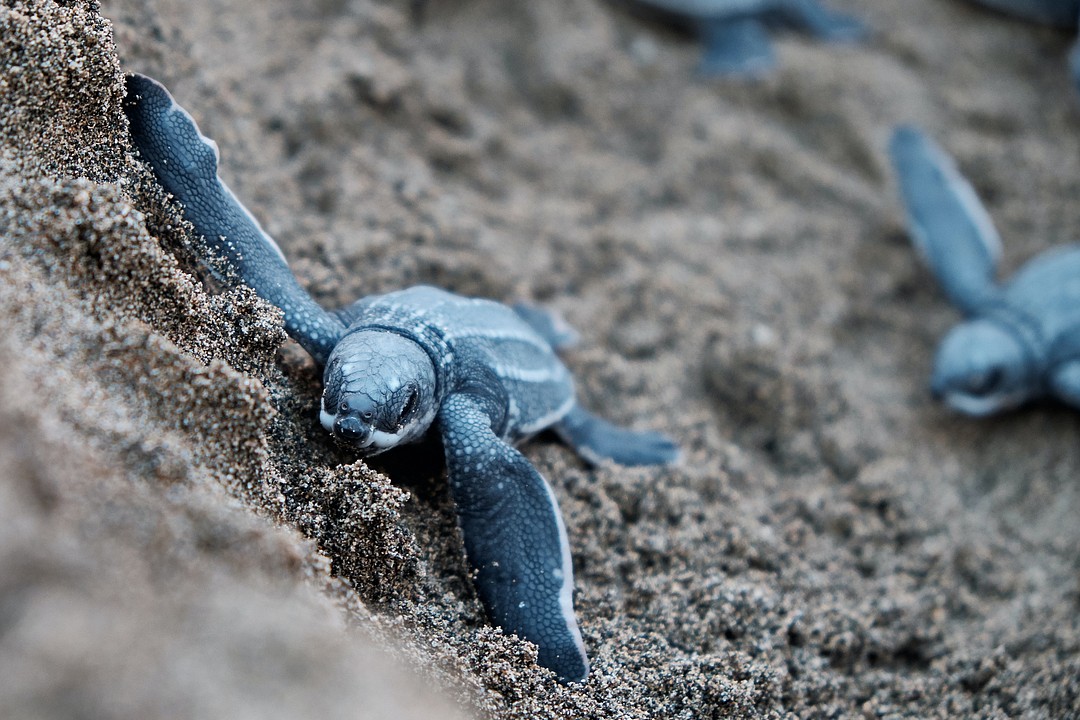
xmin=320 ymin=407 xmax=337 ymax=432
xmin=368 ymin=428 xmax=406 ymax=450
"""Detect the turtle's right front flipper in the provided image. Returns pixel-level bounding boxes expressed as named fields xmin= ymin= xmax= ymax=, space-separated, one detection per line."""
xmin=124 ymin=73 xmax=345 ymax=365
xmin=437 ymin=394 xmax=588 ymax=684
xmin=889 ymin=125 xmax=1004 ymax=316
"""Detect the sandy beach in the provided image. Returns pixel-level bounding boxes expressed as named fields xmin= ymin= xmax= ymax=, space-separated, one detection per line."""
xmin=2 ymin=0 xmax=1078 ymax=717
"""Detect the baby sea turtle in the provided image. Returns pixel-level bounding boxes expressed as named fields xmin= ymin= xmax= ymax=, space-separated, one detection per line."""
xmin=124 ymin=73 xmax=679 ymax=683
xmin=620 ymin=0 xmax=865 ymax=75
xmin=889 ymin=125 xmax=1080 ymax=416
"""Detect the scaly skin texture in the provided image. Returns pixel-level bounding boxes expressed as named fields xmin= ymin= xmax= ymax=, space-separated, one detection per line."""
xmin=125 ymin=73 xmax=678 ymax=683
xmin=890 ymin=125 xmax=1080 ymax=416
xmin=124 ymin=74 xmax=345 ymax=365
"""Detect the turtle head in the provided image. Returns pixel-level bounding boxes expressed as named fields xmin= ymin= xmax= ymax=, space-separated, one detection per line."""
xmin=320 ymin=330 xmax=437 ymax=455
xmin=930 ymin=319 xmax=1036 ymax=416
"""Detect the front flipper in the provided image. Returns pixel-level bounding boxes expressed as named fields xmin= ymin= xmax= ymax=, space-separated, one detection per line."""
xmin=438 ymin=394 xmax=588 ymax=683
xmin=889 ymin=125 xmax=1004 ymax=316
xmin=124 ymin=73 xmax=345 ymax=365
xmin=554 ymin=405 xmax=681 ymax=467
xmin=696 ymin=16 xmax=775 ymax=76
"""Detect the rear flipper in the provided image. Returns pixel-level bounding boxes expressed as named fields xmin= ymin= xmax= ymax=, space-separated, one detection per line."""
xmin=511 ymin=303 xmax=580 ymax=350
xmin=772 ymin=0 xmax=867 ymax=41
xmin=888 ymin=125 xmax=1004 ymax=316
xmin=554 ymin=405 xmax=681 ymax=467
xmin=438 ymin=394 xmax=589 ymax=684
xmin=695 ymin=16 xmax=775 ymax=76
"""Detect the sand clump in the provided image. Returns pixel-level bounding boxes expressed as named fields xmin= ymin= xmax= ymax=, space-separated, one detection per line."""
xmin=2 ymin=0 xmax=1079 ymax=718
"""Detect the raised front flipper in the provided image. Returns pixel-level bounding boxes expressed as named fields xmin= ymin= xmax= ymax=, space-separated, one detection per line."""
xmin=554 ymin=405 xmax=681 ymax=467
xmin=124 ymin=73 xmax=345 ymax=365
xmin=438 ymin=394 xmax=588 ymax=683
xmin=889 ymin=125 xmax=1004 ymax=316
xmin=696 ymin=16 xmax=775 ymax=76
xmin=771 ymin=0 xmax=866 ymax=41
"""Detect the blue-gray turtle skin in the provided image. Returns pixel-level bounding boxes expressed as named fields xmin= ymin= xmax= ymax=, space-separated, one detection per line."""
xmin=620 ymin=0 xmax=866 ymax=75
xmin=889 ymin=125 xmax=1080 ymax=416
xmin=124 ymin=73 xmax=679 ymax=683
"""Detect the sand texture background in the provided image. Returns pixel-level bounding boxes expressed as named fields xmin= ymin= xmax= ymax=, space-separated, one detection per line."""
xmin=2 ymin=0 xmax=1079 ymax=717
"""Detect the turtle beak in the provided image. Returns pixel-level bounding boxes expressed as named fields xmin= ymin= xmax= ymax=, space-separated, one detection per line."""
xmin=334 ymin=415 xmax=373 ymax=445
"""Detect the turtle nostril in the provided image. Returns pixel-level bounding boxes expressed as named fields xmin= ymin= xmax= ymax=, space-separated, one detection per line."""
xmin=335 ymin=416 xmax=371 ymax=442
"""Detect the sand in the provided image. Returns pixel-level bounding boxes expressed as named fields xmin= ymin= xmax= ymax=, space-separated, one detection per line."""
xmin=1 ymin=0 xmax=1078 ymax=717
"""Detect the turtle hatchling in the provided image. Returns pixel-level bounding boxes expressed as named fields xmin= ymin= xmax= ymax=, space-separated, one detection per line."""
xmin=889 ymin=125 xmax=1080 ymax=416
xmin=619 ymin=0 xmax=865 ymax=76
xmin=124 ymin=73 xmax=679 ymax=683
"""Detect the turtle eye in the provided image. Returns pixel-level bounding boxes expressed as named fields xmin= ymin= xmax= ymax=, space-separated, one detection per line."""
xmin=968 ymin=368 xmax=1003 ymax=396
xmin=339 ymin=401 xmax=349 ymax=413
xmin=400 ymin=386 xmax=419 ymax=425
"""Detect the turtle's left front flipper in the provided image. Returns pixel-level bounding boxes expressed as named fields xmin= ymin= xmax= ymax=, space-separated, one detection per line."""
xmin=889 ymin=125 xmax=1004 ymax=316
xmin=437 ymin=394 xmax=588 ymax=684
xmin=124 ymin=73 xmax=345 ymax=365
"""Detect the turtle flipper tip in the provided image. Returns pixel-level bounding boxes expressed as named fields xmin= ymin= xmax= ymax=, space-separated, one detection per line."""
xmin=125 ymin=72 xmax=223 ymax=172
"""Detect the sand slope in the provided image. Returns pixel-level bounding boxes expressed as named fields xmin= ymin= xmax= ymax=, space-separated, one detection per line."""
xmin=1 ymin=0 xmax=1078 ymax=717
